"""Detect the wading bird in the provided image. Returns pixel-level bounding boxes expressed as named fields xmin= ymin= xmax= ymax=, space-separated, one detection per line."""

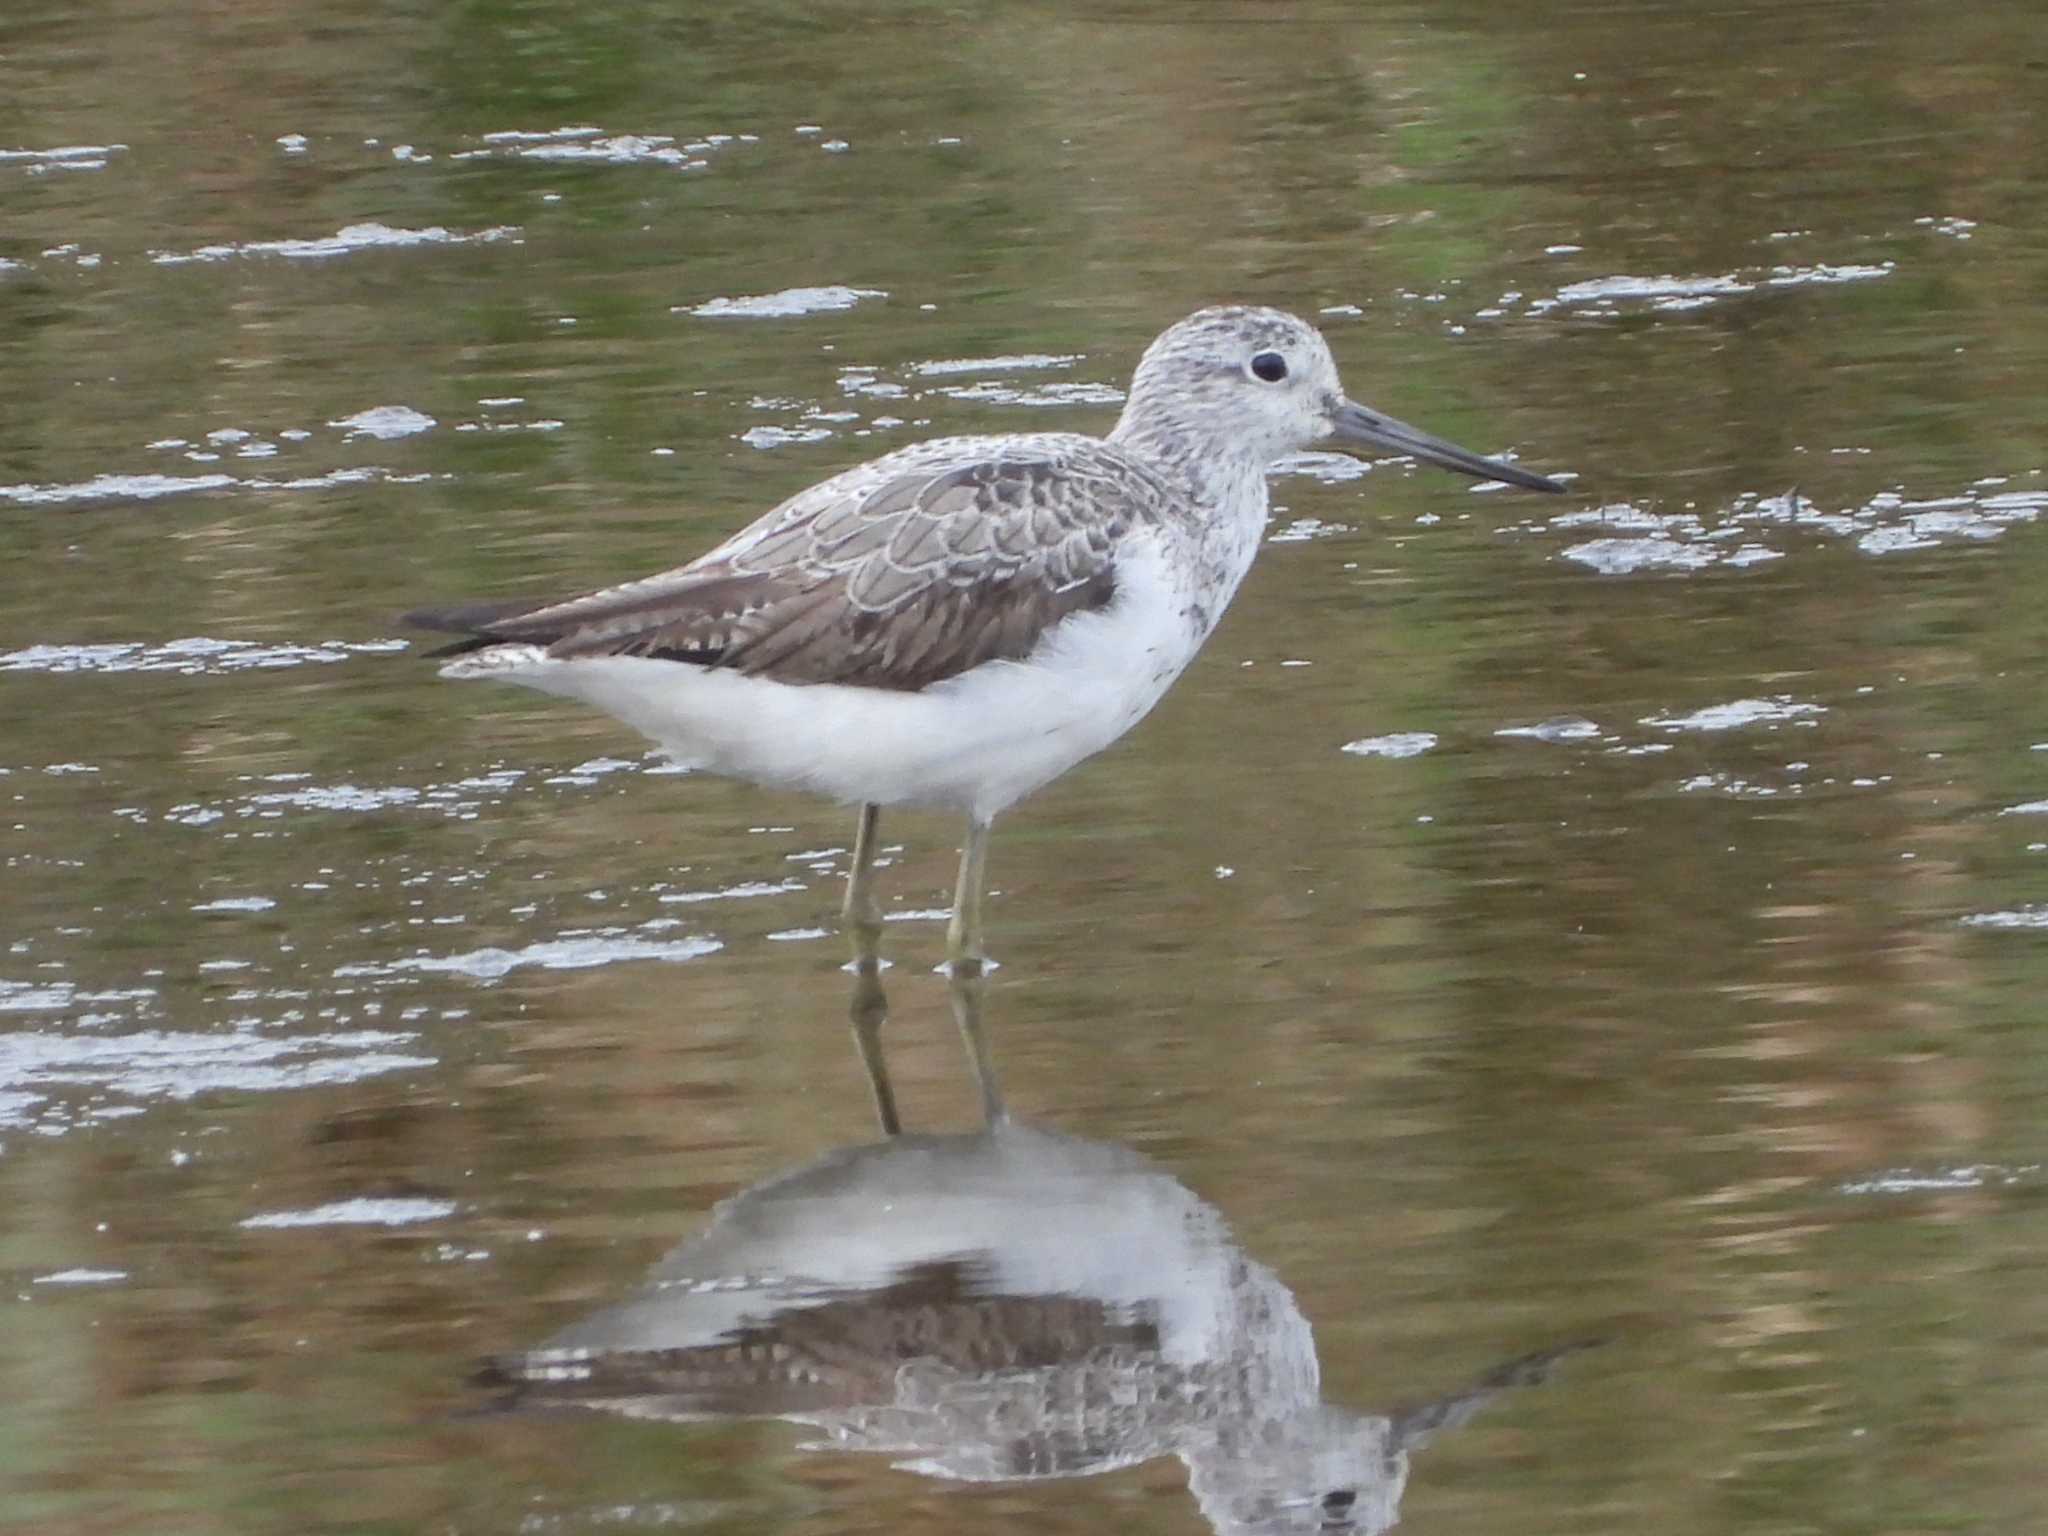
xmin=407 ymin=306 xmax=1562 ymax=987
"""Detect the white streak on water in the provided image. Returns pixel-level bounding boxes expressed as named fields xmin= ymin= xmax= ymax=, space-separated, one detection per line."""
xmin=518 ymin=134 xmax=697 ymax=166
xmin=1525 ymin=260 xmax=1893 ymax=316
xmin=1960 ymin=907 xmax=2048 ymax=930
xmin=1 ymin=144 xmax=126 ymax=173
xmin=1341 ymin=732 xmax=1438 ymax=760
xmin=0 ymin=466 xmax=433 ymax=508
xmin=911 ymin=353 xmax=1080 ymax=376
xmin=0 ymin=638 xmax=405 ymax=675
xmin=1640 ymin=697 xmax=1825 ymax=732
xmin=149 ymin=222 xmax=520 ymax=265
xmin=337 ymin=932 xmax=721 ymax=982
xmin=0 ymin=473 xmax=238 ymax=505
xmin=240 ymin=1198 xmax=456 ymax=1229
xmin=1 ymin=980 xmax=156 ymax=1014
xmin=686 ymin=286 xmax=887 ymax=318
xmin=1841 ymin=1164 xmax=2039 ymax=1195
xmin=657 ymin=879 xmax=806 ymax=905
xmin=1272 ymin=452 xmax=1372 ymax=484
xmin=481 ymin=126 xmax=606 ymax=144
xmin=0 ymin=1026 xmax=433 ymax=1129
xmin=1496 ymin=716 xmax=1603 ymax=743
xmin=928 ymin=379 xmax=1124 ymax=408
xmin=1265 ymin=515 xmax=1354 ymax=543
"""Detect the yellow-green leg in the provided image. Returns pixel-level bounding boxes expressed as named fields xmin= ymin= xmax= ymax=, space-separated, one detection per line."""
xmin=945 ymin=815 xmax=1006 ymax=1125
xmin=843 ymin=802 xmax=899 ymax=1137
xmin=945 ymin=815 xmax=991 ymax=973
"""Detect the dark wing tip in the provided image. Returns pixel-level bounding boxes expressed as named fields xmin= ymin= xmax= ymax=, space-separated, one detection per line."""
xmin=398 ymin=598 xmax=559 ymax=660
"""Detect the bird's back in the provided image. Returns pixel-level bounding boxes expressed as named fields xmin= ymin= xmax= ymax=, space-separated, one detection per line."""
xmin=406 ymin=428 xmax=1195 ymax=694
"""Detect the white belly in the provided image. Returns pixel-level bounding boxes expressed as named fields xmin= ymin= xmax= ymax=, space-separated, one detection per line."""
xmin=442 ymin=536 xmax=1212 ymax=821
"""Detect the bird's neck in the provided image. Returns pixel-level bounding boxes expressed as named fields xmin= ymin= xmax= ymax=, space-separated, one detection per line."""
xmin=1111 ymin=412 xmax=1272 ymax=613
xmin=1109 ymin=410 xmax=1271 ymax=527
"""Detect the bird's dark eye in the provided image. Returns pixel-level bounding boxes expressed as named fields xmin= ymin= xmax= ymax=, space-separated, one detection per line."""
xmin=1321 ymin=1489 xmax=1357 ymax=1517
xmin=1250 ymin=351 xmax=1289 ymax=383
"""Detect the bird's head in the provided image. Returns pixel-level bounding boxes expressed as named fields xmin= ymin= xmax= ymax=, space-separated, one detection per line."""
xmin=1118 ymin=305 xmax=1563 ymax=494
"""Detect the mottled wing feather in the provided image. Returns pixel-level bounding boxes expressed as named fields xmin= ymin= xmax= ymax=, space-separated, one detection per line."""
xmin=475 ymin=1262 xmax=1157 ymax=1423
xmin=410 ymin=446 xmax=1155 ymax=691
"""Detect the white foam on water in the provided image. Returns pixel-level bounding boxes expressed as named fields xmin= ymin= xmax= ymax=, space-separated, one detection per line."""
xmin=1765 ymin=261 xmax=1895 ymax=287
xmin=330 ymin=405 xmax=436 ymax=440
xmin=739 ymin=424 xmax=834 ymax=450
xmin=910 ymin=353 xmax=1080 ymax=376
xmin=0 ymin=638 xmax=405 ymax=675
xmin=1959 ymin=907 xmax=2048 ymax=930
xmin=481 ymin=126 xmax=606 ymax=144
xmin=454 ymin=418 xmax=565 ymax=435
xmin=240 ymin=1197 xmax=457 ymax=1229
xmin=686 ymin=286 xmax=886 ymax=319
xmin=0 ymin=472 xmax=239 ymax=505
xmin=1 ymin=143 xmax=127 ymax=163
xmin=31 ymin=1268 xmax=129 ymax=1285
xmin=516 ymin=134 xmax=701 ymax=167
xmin=1561 ymin=537 xmax=1719 ymax=575
xmin=1519 ymin=484 xmax=2047 ymax=576
xmin=130 ymin=754 xmax=684 ymax=830
xmin=928 ymin=379 xmax=1124 ymax=408
xmin=1341 ymin=732 xmax=1439 ymax=759
xmin=1546 ymin=272 xmax=1754 ymax=307
xmin=151 ymin=222 xmax=519 ymax=265
xmin=1272 ymin=451 xmax=1373 ymax=484
xmin=1841 ymin=1164 xmax=2039 ymax=1195
xmin=836 ymin=372 xmax=909 ymax=400
xmin=1 ymin=980 xmax=157 ymax=1016
xmin=1496 ymin=716 xmax=1603 ymax=743
xmin=657 ymin=878 xmax=806 ymax=905
xmin=341 ymin=931 xmax=721 ymax=982
xmin=247 ymin=784 xmax=422 ymax=813
xmin=0 ymin=1025 xmax=433 ymax=1130
xmin=1265 ymin=515 xmax=1354 ymax=543
xmin=1526 ymin=260 xmax=1892 ymax=316
xmin=1675 ymin=772 xmax=1793 ymax=799
xmin=0 ymin=465 xmax=434 ymax=508
xmin=1641 ymin=697 xmax=1826 ymax=732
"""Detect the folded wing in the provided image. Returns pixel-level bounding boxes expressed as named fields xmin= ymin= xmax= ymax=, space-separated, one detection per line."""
xmin=406 ymin=452 xmax=1146 ymax=692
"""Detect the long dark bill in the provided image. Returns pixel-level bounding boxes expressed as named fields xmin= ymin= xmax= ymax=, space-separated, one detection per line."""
xmin=1330 ymin=399 xmax=1564 ymax=493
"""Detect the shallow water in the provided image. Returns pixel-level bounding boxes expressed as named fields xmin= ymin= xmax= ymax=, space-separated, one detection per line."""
xmin=6 ymin=1 xmax=2048 ymax=1531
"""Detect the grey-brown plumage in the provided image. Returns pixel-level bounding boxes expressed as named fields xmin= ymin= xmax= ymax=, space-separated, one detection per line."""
xmin=474 ymin=1258 xmax=1158 ymax=1439
xmin=408 ymin=441 xmax=1167 ymax=692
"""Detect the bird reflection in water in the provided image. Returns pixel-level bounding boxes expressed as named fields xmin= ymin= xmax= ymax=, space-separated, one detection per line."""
xmin=479 ymin=1023 xmax=1594 ymax=1531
